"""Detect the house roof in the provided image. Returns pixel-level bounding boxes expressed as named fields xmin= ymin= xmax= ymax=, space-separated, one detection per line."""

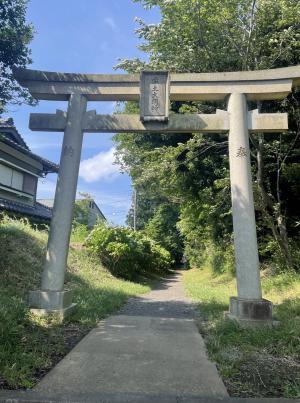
xmin=36 ymin=198 xmax=55 ymax=208
xmin=0 ymin=118 xmax=59 ymax=173
xmin=38 ymin=198 xmax=106 ymax=221
xmin=0 ymin=198 xmax=52 ymax=221
xmin=91 ymin=200 xmax=106 ymax=221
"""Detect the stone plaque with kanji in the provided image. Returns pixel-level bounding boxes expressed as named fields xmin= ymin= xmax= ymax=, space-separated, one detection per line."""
xmin=140 ymin=71 xmax=170 ymax=122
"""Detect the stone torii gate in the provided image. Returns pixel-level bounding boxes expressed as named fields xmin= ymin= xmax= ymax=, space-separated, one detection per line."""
xmin=14 ymin=66 xmax=300 ymax=324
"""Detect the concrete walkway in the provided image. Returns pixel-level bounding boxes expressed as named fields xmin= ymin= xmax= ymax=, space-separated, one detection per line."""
xmin=33 ymin=271 xmax=228 ymax=400
xmin=0 ymin=273 xmax=297 ymax=402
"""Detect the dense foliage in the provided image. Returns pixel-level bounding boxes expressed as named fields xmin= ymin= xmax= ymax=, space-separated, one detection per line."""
xmin=72 ymin=192 xmax=95 ymax=229
xmin=0 ymin=0 xmax=35 ymax=114
xmin=86 ymin=223 xmax=173 ymax=279
xmin=143 ymin=204 xmax=184 ymax=263
xmin=73 ymin=200 xmax=91 ymax=227
xmin=114 ymin=0 xmax=300 ymax=272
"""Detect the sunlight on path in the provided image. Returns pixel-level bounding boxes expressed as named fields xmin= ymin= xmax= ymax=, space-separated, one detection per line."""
xmin=33 ymin=271 xmax=228 ymax=400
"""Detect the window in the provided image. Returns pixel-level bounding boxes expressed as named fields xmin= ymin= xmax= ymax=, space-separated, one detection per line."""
xmin=0 ymin=163 xmax=24 ymax=191
xmin=12 ymin=170 xmax=23 ymax=190
xmin=23 ymin=174 xmax=37 ymax=195
xmin=0 ymin=164 xmax=12 ymax=187
xmin=0 ymin=163 xmax=37 ymax=196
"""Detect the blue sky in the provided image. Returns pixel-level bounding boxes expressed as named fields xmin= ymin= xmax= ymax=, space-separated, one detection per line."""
xmin=4 ymin=0 xmax=160 ymax=225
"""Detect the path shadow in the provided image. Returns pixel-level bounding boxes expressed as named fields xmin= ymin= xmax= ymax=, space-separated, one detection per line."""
xmin=119 ymin=298 xmax=197 ymax=319
xmin=145 ymin=272 xmax=185 ymax=291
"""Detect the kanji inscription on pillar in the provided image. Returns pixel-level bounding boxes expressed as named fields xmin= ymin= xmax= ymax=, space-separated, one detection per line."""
xmin=236 ymin=146 xmax=247 ymax=157
xmin=63 ymin=145 xmax=74 ymax=157
xmin=140 ymin=71 xmax=170 ymax=122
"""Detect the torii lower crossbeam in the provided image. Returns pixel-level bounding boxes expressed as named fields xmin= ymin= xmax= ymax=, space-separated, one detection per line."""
xmin=29 ymin=109 xmax=288 ymax=134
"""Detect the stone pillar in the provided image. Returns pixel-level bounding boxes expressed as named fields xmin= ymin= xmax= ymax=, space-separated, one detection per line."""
xmin=227 ymin=92 xmax=273 ymax=325
xmin=29 ymin=93 xmax=87 ymax=319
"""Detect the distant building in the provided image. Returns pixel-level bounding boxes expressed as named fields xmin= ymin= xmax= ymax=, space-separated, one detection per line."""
xmin=0 ymin=118 xmax=58 ymax=223
xmin=38 ymin=198 xmax=106 ymax=228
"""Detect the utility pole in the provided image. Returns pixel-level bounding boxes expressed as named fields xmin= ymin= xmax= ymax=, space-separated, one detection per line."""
xmin=133 ymin=189 xmax=137 ymax=231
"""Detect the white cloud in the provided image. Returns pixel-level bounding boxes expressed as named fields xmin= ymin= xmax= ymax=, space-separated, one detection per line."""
xmin=104 ymin=17 xmax=117 ymax=31
xmin=79 ymin=147 xmax=120 ymax=183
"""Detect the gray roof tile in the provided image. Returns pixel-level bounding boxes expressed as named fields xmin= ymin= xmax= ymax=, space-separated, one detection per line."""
xmin=0 ymin=198 xmax=52 ymax=220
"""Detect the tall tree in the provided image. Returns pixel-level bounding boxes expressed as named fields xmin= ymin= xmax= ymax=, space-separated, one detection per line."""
xmin=0 ymin=0 xmax=34 ymax=115
xmin=115 ymin=0 xmax=300 ymax=270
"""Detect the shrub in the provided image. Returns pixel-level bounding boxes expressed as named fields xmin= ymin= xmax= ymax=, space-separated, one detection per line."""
xmin=86 ymin=223 xmax=173 ymax=279
xmin=71 ymin=222 xmax=90 ymax=243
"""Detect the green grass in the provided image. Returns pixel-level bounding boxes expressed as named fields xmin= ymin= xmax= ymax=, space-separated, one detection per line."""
xmin=70 ymin=222 xmax=90 ymax=243
xmin=183 ymin=266 xmax=300 ymax=398
xmin=0 ymin=216 xmax=150 ymax=389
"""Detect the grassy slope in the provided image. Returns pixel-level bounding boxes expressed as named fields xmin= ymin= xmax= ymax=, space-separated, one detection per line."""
xmin=0 ymin=218 xmax=150 ymax=389
xmin=183 ymin=266 xmax=300 ymax=398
